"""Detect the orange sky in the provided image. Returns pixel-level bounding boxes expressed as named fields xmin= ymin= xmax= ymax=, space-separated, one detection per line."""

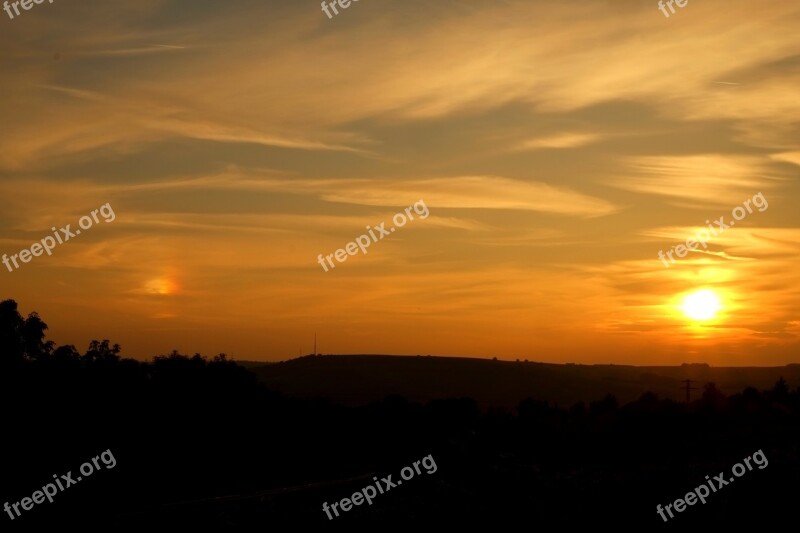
xmin=1 ymin=0 xmax=799 ymax=364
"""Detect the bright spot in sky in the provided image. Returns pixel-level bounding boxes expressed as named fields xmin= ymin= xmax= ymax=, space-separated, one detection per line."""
xmin=680 ymin=289 xmax=722 ymax=321
xmin=145 ymin=277 xmax=177 ymax=295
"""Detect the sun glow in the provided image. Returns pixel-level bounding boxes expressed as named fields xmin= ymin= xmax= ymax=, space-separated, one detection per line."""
xmin=144 ymin=277 xmax=178 ymax=295
xmin=680 ymin=289 xmax=722 ymax=321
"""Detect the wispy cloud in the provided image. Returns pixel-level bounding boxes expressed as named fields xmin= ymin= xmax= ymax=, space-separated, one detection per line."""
xmin=318 ymin=176 xmax=617 ymax=217
xmin=615 ymin=155 xmax=783 ymax=205
xmin=514 ymin=132 xmax=601 ymax=150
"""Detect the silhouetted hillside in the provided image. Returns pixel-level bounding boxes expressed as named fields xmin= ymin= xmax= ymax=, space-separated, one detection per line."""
xmin=251 ymin=354 xmax=800 ymax=408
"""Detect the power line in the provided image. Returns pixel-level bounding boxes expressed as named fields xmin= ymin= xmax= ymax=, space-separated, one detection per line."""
xmin=681 ymin=379 xmax=697 ymax=402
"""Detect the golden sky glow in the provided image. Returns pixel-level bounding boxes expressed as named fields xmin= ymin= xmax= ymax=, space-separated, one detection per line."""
xmin=1 ymin=0 xmax=799 ymax=364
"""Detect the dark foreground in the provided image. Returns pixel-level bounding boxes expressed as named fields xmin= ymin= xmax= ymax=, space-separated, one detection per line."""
xmin=1 ymin=301 xmax=798 ymax=530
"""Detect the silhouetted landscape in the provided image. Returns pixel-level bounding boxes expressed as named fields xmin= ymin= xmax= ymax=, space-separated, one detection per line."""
xmin=250 ymin=354 xmax=800 ymax=408
xmin=2 ymin=299 xmax=798 ymax=528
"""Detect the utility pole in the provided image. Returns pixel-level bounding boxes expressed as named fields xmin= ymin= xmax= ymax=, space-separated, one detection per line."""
xmin=314 ymin=332 xmax=317 ymax=355
xmin=681 ymin=379 xmax=697 ymax=402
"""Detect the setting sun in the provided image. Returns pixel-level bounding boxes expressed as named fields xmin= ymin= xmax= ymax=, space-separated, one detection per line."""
xmin=680 ymin=289 xmax=723 ymax=321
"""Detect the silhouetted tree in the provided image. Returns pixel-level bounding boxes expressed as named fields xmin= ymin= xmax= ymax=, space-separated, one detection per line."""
xmin=52 ymin=344 xmax=81 ymax=364
xmin=0 ymin=299 xmax=24 ymax=364
xmin=83 ymin=339 xmax=121 ymax=365
xmin=638 ymin=391 xmax=659 ymax=405
xmin=519 ymin=398 xmax=550 ymax=420
xmin=21 ymin=312 xmax=54 ymax=360
xmin=589 ymin=394 xmax=618 ymax=416
xmin=730 ymin=386 xmax=764 ymax=413
xmin=701 ymin=382 xmax=726 ymax=406
xmin=569 ymin=401 xmax=587 ymax=418
xmin=772 ymin=376 xmax=790 ymax=403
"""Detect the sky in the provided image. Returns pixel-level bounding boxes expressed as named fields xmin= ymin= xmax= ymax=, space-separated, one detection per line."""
xmin=1 ymin=0 xmax=799 ymax=365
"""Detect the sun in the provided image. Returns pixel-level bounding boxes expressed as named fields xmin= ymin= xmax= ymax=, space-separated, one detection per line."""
xmin=680 ymin=289 xmax=722 ymax=321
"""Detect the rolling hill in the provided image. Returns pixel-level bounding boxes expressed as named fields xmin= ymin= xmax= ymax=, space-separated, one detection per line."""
xmin=248 ymin=354 xmax=800 ymax=408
